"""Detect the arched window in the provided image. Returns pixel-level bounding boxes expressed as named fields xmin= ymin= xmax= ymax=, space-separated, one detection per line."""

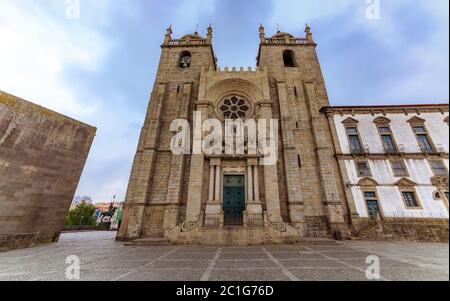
xmin=179 ymin=51 xmax=191 ymax=68
xmin=283 ymin=50 xmax=295 ymax=67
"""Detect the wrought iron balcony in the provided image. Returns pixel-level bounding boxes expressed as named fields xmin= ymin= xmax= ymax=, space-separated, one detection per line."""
xmin=245 ymin=213 xmax=264 ymax=228
xmin=436 ymin=144 xmax=446 ymax=153
xmin=350 ymin=144 xmax=370 ymax=155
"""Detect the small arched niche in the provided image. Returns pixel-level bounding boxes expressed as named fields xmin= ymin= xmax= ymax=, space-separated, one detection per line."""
xmin=179 ymin=51 xmax=192 ymax=68
xmin=283 ymin=50 xmax=296 ymax=67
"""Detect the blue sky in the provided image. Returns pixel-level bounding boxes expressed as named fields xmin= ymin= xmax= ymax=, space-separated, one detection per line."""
xmin=0 ymin=0 xmax=448 ymax=202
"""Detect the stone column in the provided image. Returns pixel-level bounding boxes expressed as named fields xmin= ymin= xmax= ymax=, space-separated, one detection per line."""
xmin=276 ymin=81 xmax=305 ymax=227
xmin=214 ymin=163 xmax=221 ymax=202
xmin=247 ymin=164 xmax=254 ymax=202
xmin=205 ymin=158 xmax=222 ymax=216
xmin=164 ymin=83 xmax=192 ymax=231
xmin=185 ymin=105 xmax=208 ymax=224
xmin=304 ymin=81 xmax=348 ymax=238
xmin=253 ymin=165 xmax=260 ymax=203
xmin=258 ymin=102 xmax=283 ymax=223
xmin=208 ymin=165 xmax=215 ymax=201
xmin=246 ymin=158 xmax=263 ymax=217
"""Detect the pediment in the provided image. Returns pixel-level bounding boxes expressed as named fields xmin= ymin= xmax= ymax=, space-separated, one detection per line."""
xmin=407 ymin=116 xmax=426 ymax=124
xmin=358 ymin=177 xmax=378 ymax=187
xmin=395 ymin=178 xmax=417 ymax=187
xmin=342 ymin=117 xmax=359 ymax=125
xmin=373 ymin=116 xmax=391 ymax=124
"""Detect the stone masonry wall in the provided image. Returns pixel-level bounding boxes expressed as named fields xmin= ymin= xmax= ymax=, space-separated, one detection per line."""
xmin=258 ymin=41 xmax=348 ymax=236
xmin=0 ymin=91 xmax=96 ymax=250
xmin=117 ymin=39 xmax=216 ymax=240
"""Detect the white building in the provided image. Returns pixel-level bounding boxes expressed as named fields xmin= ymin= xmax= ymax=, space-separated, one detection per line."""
xmin=325 ymin=104 xmax=449 ymax=226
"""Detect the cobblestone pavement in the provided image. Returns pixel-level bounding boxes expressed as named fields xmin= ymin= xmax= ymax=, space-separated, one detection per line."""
xmin=0 ymin=232 xmax=448 ymax=281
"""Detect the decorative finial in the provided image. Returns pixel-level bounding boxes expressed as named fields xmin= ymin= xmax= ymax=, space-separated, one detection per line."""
xmin=195 ymin=24 xmax=199 ymax=34
xmin=305 ymin=23 xmax=311 ymax=35
xmin=277 ymin=23 xmax=280 ymax=33
xmin=305 ymin=23 xmax=314 ymax=43
xmin=164 ymin=24 xmax=172 ymax=44
xmin=259 ymin=23 xmax=265 ymax=43
xmin=207 ymin=24 xmax=213 ymax=43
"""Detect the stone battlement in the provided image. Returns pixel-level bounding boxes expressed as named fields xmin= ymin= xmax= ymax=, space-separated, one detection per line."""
xmin=203 ymin=66 xmax=267 ymax=74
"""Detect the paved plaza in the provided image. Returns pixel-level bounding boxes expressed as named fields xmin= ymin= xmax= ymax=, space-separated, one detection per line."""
xmin=0 ymin=231 xmax=448 ymax=281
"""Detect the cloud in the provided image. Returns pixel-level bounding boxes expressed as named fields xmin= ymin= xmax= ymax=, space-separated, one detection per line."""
xmin=2 ymin=0 xmax=447 ymax=204
xmin=169 ymin=0 xmax=217 ymax=36
xmin=0 ymin=0 xmax=115 ymax=117
xmin=269 ymin=0 xmax=448 ymax=104
xmin=270 ymin=0 xmax=355 ymax=33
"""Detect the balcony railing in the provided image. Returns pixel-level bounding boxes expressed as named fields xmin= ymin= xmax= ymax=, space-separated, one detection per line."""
xmin=384 ymin=147 xmax=399 ymax=154
xmin=350 ymin=144 xmax=370 ymax=155
xmin=167 ymin=39 xmax=207 ymax=46
xmin=264 ymin=38 xmax=311 ymax=45
xmin=436 ymin=144 xmax=446 ymax=153
xmin=224 ymin=213 xmax=244 ymax=227
xmin=384 ymin=145 xmax=405 ymax=154
xmin=245 ymin=214 xmax=264 ymax=227
xmin=203 ymin=214 xmax=222 ymax=229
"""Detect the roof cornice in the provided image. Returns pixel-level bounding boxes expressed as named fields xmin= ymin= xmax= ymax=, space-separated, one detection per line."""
xmin=321 ymin=103 xmax=449 ymax=116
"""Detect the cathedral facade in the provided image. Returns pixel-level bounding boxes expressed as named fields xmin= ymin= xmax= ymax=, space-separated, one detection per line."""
xmin=117 ymin=25 xmax=449 ymax=245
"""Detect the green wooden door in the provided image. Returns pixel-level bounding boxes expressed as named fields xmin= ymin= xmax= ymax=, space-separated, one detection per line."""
xmin=223 ymin=175 xmax=245 ymax=226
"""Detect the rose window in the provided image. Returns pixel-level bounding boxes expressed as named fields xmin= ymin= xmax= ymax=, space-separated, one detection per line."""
xmin=219 ymin=96 xmax=250 ymax=120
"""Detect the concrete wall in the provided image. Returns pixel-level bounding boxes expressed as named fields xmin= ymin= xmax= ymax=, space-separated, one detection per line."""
xmin=0 ymin=91 xmax=96 ymax=249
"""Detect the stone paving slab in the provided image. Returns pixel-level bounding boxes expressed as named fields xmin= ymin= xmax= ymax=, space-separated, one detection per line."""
xmin=0 ymin=231 xmax=448 ymax=281
xmin=124 ymin=269 xmax=206 ymax=281
xmin=279 ymin=259 xmax=348 ymax=268
xmin=208 ymin=269 xmax=291 ymax=281
xmin=215 ymin=260 xmax=278 ymax=269
xmin=218 ymin=252 xmax=270 ymax=260
xmin=288 ymin=268 xmax=370 ymax=281
xmin=144 ymin=260 xmax=211 ymax=269
xmin=270 ymin=252 xmax=325 ymax=260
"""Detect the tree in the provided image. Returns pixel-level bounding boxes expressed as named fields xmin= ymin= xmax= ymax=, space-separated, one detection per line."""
xmin=66 ymin=203 xmax=97 ymax=226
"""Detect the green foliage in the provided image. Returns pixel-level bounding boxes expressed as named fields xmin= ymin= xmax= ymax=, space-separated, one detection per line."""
xmin=66 ymin=203 xmax=97 ymax=226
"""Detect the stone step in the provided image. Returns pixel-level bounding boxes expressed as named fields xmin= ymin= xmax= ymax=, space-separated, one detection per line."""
xmin=126 ymin=237 xmax=172 ymax=246
xmin=295 ymin=237 xmax=340 ymax=245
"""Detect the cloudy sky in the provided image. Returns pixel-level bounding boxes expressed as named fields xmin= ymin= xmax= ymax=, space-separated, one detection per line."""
xmin=0 ymin=0 xmax=448 ymax=203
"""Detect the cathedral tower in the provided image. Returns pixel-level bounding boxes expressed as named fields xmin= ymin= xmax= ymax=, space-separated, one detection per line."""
xmin=257 ymin=24 xmax=348 ymax=236
xmin=117 ymin=26 xmax=216 ymax=240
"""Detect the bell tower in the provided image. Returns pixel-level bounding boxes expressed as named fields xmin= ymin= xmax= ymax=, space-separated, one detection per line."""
xmin=257 ymin=24 xmax=349 ymax=237
xmin=117 ymin=26 xmax=216 ymax=241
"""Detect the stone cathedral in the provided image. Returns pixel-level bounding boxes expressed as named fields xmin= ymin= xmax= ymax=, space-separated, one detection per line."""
xmin=117 ymin=24 xmax=449 ymax=245
xmin=117 ymin=24 xmax=348 ymax=245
